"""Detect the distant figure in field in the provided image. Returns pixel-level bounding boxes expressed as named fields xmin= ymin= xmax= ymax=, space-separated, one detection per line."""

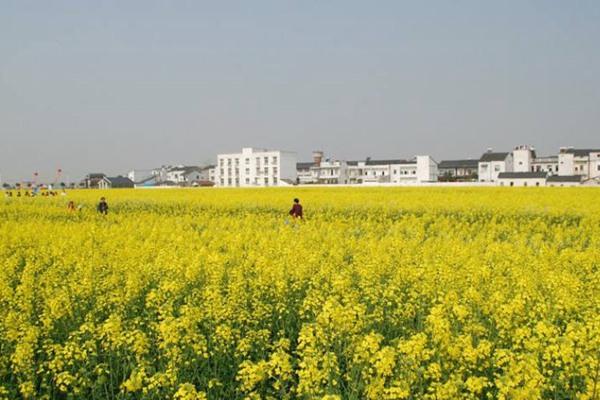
xmin=67 ymin=201 xmax=76 ymax=212
xmin=97 ymin=197 xmax=109 ymax=215
xmin=289 ymin=198 xmax=303 ymax=219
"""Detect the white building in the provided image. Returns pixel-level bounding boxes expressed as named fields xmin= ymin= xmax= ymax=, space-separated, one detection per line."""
xmin=296 ymin=152 xmax=438 ymax=185
xmin=531 ymin=156 xmax=559 ymax=175
xmin=478 ymin=150 xmax=513 ymax=182
xmin=207 ymin=167 xmax=216 ymax=184
xmin=497 ymin=172 xmax=547 ymax=187
xmin=216 ymin=147 xmax=297 ymax=187
xmin=311 ymin=159 xmax=350 ymax=184
xmin=512 ymin=145 xmax=559 ymax=176
xmin=415 ymin=156 xmax=439 ymax=182
xmin=512 ymin=145 xmax=535 ymax=173
xmin=558 ymin=148 xmax=600 ymax=182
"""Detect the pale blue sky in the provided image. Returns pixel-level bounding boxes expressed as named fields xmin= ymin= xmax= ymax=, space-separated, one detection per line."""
xmin=1 ymin=1 xmax=599 ymax=181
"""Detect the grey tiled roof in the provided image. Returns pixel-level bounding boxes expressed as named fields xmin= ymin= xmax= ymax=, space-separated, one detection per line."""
xmin=296 ymin=162 xmax=315 ymax=170
xmin=497 ymin=172 xmax=547 ymax=179
xmin=546 ymin=175 xmax=582 ymax=182
xmin=438 ymin=159 xmax=479 ymax=169
xmin=480 ymin=152 xmax=509 ymax=162
xmin=564 ymin=149 xmax=600 ymax=157
xmin=106 ymin=176 xmax=134 ymax=187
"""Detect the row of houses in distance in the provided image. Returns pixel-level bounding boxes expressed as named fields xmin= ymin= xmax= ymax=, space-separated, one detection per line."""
xmin=437 ymin=145 xmax=600 ymax=186
xmin=215 ymin=148 xmax=438 ymax=187
xmin=127 ymin=165 xmax=215 ymax=187
xmin=82 ymin=165 xmax=215 ymax=189
xmin=78 ymin=144 xmax=599 ymax=189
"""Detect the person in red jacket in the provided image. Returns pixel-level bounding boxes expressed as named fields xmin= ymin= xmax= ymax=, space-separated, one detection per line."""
xmin=289 ymin=198 xmax=303 ymax=219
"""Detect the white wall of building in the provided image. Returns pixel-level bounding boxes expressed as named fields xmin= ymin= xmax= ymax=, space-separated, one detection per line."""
xmin=416 ymin=155 xmax=438 ymax=182
xmin=216 ymin=148 xmax=297 ymax=187
xmin=390 ymin=164 xmax=417 ymax=183
xmin=531 ymin=157 xmax=559 ymax=175
xmin=513 ymin=145 xmax=534 ymax=173
xmin=498 ymin=177 xmax=546 ymax=187
xmin=311 ymin=160 xmax=349 ymax=184
xmin=479 ymin=154 xmax=513 ymax=182
xmin=558 ymin=152 xmax=575 ymax=176
xmin=590 ymin=152 xmax=600 ymax=180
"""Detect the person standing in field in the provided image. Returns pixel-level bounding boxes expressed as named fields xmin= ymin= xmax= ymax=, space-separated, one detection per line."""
xmin=97 ymin=197 xmax=109 ymax=215
xmin=289 ymin=198 xmax=303 ymax=219
xmin=67 ymin=201 xmax=76 ymax=212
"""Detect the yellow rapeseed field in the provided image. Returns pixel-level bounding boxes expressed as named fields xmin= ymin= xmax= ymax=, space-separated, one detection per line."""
xmin=1 ymin=187 xmax=599 ymax=399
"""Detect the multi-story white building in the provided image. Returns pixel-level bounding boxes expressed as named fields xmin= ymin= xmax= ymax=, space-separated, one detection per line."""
xmin=558 ymin=148 xmax=600 ymax=182
xmin=311 ymin=159 xmax=350 ymax=184
xmin=216 ymin=147 xmax=297 ymax=187
xmin=296 ymin=152 xmax=437 ymax=185
xmin=478 ymin=150 xmax=513 ymax=182
xmin=512 ymin=145 xmax=559 ymax=176
xmin=531 ymin=155 xmax=559 ymax=175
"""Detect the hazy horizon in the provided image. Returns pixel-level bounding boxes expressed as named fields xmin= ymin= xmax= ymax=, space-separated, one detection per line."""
xmin=1 ymin=1 xmax=599 ymax=183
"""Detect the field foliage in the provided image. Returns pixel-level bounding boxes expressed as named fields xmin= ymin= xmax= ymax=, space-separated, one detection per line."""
xmin=1 ymin=188 xmax=599 ymax=399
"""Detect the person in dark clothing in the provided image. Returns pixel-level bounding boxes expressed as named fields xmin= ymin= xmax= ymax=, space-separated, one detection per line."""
xmin=289 ymin=198 xmax=303 ymax=219
xmin=97 ymin=197 xmax=109 ymax=215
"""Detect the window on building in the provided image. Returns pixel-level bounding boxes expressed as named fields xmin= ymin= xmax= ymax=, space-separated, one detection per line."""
xmin=256 ymin=157 xmax=260 ymax=165
xmin=273 ymin=177 xmax=278 ymax=184
xmin=245 ymin=158 xmax=250 ymax=165
xmin=264 ymin=177 xmax=268 ymax=185
xmin=412 ymin=171 xmax=416 ymax=174
xmin=264 ymin=167 xmax=268 ymax=174
xmin=272 ymin=156 xmax=278 ymax=164
xmin=220 ymin=169 xmax=224 ymax=176
xmin=273 ymin=167 xmax=278 ymax=175
xmin=235 ymin=168 xmax=239 ymax=176
xmin=227 ymin=168 xmax=232 ymax=175
xmin=245 ymin=168 xmax=250 ymax=174
xmin=228 ymin=178 xmax=232 ymax=185
xmin=220 ymin=179 xmax=224 ymax=185
xmin=227 ymin=159 xmax=231 ymax=166
xmin=245 ymin=178 xmax=250 ymax=184
xmin=235 ymin=158 xmax=239 ymax=166
xmin=264 ymin=157 xmax=268 ymax=164
xmin=219 ymin=159 xmax=224 ymax=167
xmin=494 ymin=165 xmax=501 ymax=172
